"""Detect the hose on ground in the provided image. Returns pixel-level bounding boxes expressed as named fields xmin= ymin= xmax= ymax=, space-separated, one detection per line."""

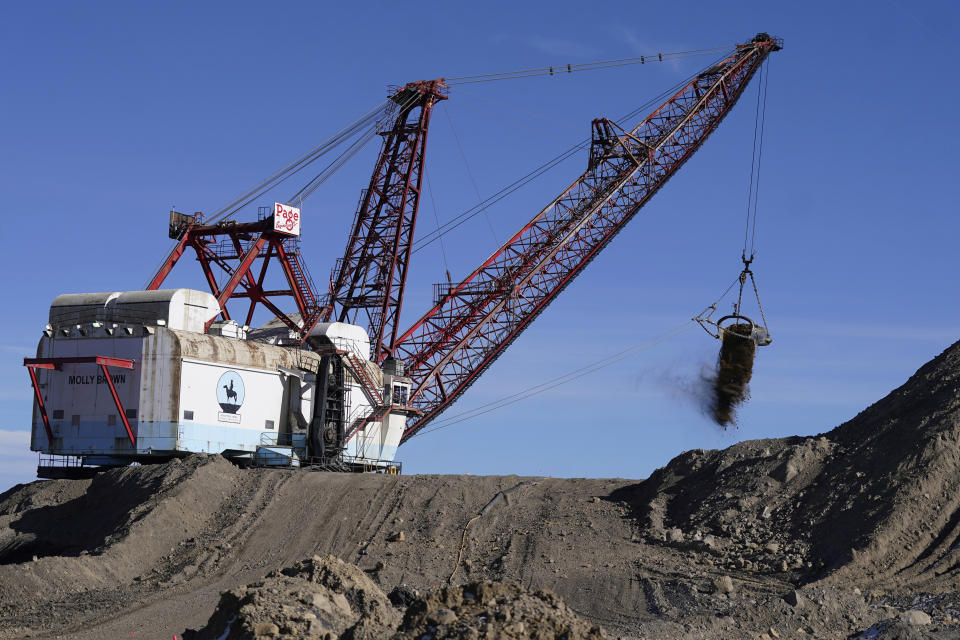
xmin=448 ymin=479 xmax=541 ymax=583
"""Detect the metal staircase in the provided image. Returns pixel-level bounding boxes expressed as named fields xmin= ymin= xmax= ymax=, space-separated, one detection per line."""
xmin=340 ymin=350 xmax=383 ymax=405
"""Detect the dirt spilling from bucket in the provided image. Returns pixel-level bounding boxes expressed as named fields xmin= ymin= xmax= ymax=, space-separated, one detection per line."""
xmin=709 ymin=323 xmax=757 ymax=426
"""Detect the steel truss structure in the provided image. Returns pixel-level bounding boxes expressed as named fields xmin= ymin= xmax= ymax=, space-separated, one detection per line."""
xmin=139 ymin=34 xmax=779 ymax=448
xmin=146 ymin=210 xmax=326 ymax=339
xmin=327 ymin=79 xmax=448 ymax=361
xmin=392 ymin=34 xmax=781 ymax=442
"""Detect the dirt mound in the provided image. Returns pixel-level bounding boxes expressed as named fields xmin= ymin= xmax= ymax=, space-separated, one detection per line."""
xmin=186 ymin=559 xmax=606 ymax=640
xmin=0 ymin=474 xmax=92 ymax=517
xmin=0 ymin=454 xmax=241 ymax=631
xmin=184 ymin=555 xmax=401 ymax=639
xmin=395 ymin=580 xmax=606 ymax=639
xmin=621 ymin=338 xmax=960 ymax=587
xmin=2 ymin=340 xmax=960 ymax=639
xmin=0 ymin=465 xmax=640 ymax=639
xmin=0 ymin=454 xmax=232 ymax=565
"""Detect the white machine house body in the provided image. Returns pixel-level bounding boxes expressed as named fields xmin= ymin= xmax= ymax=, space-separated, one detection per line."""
xmin=28 ymin=289 xmax=413 ymax=475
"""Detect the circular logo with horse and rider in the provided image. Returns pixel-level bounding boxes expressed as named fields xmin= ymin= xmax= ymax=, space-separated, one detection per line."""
xmin=216 ymin=370 xmax=245 ymax=414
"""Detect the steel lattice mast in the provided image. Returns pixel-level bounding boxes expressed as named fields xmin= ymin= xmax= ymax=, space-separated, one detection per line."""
xmin=327 ymin=79 xmax=448 ymax=360
xmin=393 ymin=33 xmax=781 ymax=443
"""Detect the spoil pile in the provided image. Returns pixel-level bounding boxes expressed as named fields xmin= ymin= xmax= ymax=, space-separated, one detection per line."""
xmin=627 ymin=337 xmax=960 ymax=586
xmin=1 ymin=339 xmax=960 ymax=640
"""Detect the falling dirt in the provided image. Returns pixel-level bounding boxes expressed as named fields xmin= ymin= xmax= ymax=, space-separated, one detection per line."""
xmin=2 ymin=339 xmax=960 ymax=639
xmin=709 ymin=323 xmax=757 ymax=426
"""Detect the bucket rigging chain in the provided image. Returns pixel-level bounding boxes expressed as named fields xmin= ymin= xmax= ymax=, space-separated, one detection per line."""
xmin=694 ymin=253 xmax=770 ymax=346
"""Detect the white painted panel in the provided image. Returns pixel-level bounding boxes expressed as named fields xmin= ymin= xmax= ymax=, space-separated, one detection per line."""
xmin=30 ymin=335 xmax=144 ymax=453
xmin=273 ymin=202 xmax=301 ymax=236
xmin=383 ymin=412 xmax=405 ymax=452
xmin=179 ymin=359 xmax=284 ymax=436
xmin=139 ymin=329 xmax=178 ymax=425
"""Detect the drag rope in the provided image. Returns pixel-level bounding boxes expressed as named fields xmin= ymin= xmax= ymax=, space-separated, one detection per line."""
xmin=449 ymin=480 xmax=541 ymax=583
xmin=411 ymin=320 xmax=696 ymax=439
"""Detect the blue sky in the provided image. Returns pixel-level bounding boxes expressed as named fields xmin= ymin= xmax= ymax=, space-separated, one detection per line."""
xmin=1 ymin=1 xmax=958 ymax=491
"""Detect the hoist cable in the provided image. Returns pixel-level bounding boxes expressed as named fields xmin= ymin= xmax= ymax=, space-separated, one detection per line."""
xmin=743 ymin=65 xmax=762 ymax=257
xmin=749 ymin=60 xmax=770 ymax=256
xmin=742 ymin=58 xmax=771 ymax=258
xmin=407 ymin=320 xmax=696 ymax=439
xmin=714 ymin=58 xmax=772 ymax=333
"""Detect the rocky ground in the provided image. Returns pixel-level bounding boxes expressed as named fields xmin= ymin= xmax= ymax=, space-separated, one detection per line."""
xmin=183 ymin=554 xmax=606 ymax=639
xmin=1 ymin=339 xmax=960 ymax=639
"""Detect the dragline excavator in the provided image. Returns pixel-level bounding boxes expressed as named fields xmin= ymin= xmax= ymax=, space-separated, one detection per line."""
xmin=25 ymin=34 xmax=781 ymax=478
